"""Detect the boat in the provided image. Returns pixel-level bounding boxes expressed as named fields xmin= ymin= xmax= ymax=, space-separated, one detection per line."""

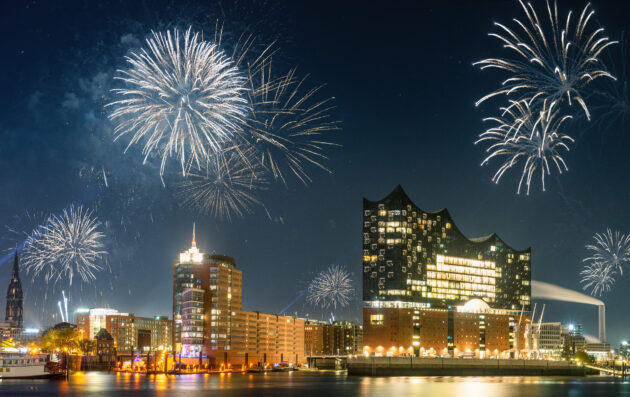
xmin=0 ymin=354 xmax=63 ymax=379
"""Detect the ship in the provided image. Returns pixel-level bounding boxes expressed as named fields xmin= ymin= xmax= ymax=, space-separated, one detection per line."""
xmin=0 ymin=354 xmax=63 ymax=379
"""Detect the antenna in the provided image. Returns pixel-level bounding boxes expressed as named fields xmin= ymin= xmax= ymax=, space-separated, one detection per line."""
xmin=192 ymin=222 xmax=196 ymax=247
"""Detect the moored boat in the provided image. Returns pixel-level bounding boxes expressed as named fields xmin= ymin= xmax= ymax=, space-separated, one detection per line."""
xmin=0 ymin=354 xmax=63 ymax=379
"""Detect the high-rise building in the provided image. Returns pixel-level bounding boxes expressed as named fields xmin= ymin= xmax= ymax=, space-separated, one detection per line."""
xmin=5 ymin=252 xmax=23 ymax=328
xmin=362 ymin=186 xmax=532 ymax=357
xmin=174 ymin=226 xmax=305 ymax=367
xmin=172 ymin=224 xmax=242 ymax=353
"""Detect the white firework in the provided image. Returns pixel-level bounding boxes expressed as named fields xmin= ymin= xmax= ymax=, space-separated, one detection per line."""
xmin=108 ymin=27 xmax=250 ymax=178
xmin=307 ymin=265 xmax=354 ymax=309
xmin=22 ymin=205 xmax=107 ymax=285
xmin=178 ymin=147 xmax=268 ymax=221
xmin=244 ymin=66 xmax=340 ymax=185
xmin=584 ymin=229 xmax=630 ymax=275
xmin=476 ymin=97 xmax=574 ymax=194
xmin=580 ymin=261 xmax=616 ymax=297
xmin=475 ymin=0 xmax=617 ymax=120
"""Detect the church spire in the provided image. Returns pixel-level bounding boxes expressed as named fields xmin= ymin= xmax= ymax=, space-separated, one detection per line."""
xmin=12 ymin=251 xmax=18 ymax=278
xmin=6 ymin=250 xmax=23 ymax=328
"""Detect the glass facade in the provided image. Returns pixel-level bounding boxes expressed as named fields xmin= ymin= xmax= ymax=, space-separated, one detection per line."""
xmin=363 ymin=185 xmax=531 ymax=311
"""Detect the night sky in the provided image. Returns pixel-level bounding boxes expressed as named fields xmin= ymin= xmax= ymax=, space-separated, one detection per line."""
xmin=1 ymin=0 xmax=629 ymax=344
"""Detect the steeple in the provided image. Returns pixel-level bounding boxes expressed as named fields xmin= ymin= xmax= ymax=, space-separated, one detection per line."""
xmin=12 ymin=251 xmax=18 ymax=278
xmin=192 ymin=222 xmax=197 ymax=248
xmin=5 ymin=250 xmax=23 ymax=328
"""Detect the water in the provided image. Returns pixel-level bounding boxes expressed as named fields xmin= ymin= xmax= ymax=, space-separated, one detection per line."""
xmin=0 ymin=371 xmax=629 ymax=396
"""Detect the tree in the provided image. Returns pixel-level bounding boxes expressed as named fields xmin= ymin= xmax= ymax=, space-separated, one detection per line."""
xmin=80 ymin=339 xmax=96 ymax=356
xmin=574 ymin=350 xmax=594 ymax=364
xmin=40 ymin=328 xmax=82 ymax=353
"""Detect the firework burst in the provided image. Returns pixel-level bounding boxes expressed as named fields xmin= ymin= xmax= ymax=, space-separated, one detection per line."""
xmin=243 ymin=66 xmax=340 ymax=185
xmin=475 ymin=0 xmax=617 ymax=120
xmin=178 ymin=147 xmax=267 ymax=221
xmin=108 ymin=27 xmax=250 ymax=178
xmin=580 ymin=261 xmax=616 ymax=296
xmin=584 ymin=229 xmax=630 ymax=275
xmin=22 ymin=205 xmax=107 ymax=286
xmin=476 ymin=97 xmax=574 ymax=194
xmin=306 ymin=265 xmax=354 ymax=309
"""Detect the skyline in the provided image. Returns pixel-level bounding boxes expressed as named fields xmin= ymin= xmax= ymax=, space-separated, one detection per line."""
xmin=1 ymin=0 xmax=629 ymax=346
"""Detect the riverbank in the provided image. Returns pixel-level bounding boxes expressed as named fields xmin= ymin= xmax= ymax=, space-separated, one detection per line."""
xmin=347 ymin=357 xmax=585 ymax=376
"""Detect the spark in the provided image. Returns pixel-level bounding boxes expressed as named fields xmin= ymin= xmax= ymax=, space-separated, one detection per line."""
xmin=177 ymin=148 xmax=268 ymax=222
xmin=108 ymin=27 xmax=250 ymax=179
xmin=583 ymin=229 xmax=630 ymax=275
xmin=476 ymin=97 xmax=574 ymax=194
xmin=306 ymin=265 xmax=354 ymax=309
xmin=22 ymin=205 xmax=107 ymax=286
xmin=475 ymin=0 xmax=617 ymax=120
xmin=580 ymin=261 xmax=616 ymax=297
xmin=243 ymin=66 xmax=340 ymax=185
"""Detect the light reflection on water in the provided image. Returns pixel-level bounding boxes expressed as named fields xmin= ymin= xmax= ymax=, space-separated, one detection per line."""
xmin=0 ymin=372 xmax=628 ymax=396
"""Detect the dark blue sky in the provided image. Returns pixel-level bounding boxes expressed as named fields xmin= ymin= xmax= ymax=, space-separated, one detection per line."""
xmin=0 ymin=0 xmax=629 ymax=343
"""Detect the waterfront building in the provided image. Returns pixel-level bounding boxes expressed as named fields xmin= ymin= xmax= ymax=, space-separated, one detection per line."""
xmin=76 ymin=308 xmax=172 ymax=354
xmin=362 ymin=186 xmax=532 ymax=357
xmin=5 ymin=252 xmax=23 ymax=328
xmin=96 ymin=328 xmax=116 ymax=365
xmin=585 ymin=342 xmax=612 ymax=362
xmin=304 ymin=320 xmax=363 ymax=357
xmin=172 ymin=224 xmax=242 ymax=353
xmin=538 ymin=322 xmax=564 ymax=359
xmin=175 ymin=225 xmax=305 ymax=367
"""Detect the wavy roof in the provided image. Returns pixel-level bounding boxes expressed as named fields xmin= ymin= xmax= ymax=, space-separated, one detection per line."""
xmin=364 ymin=185 xmax=530 ymax=252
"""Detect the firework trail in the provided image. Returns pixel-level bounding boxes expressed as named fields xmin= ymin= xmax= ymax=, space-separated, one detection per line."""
xmin=108 ymin=27 xmax=250 ymax=179
xmin=584 ymin=229 xmax=630 ymax=275
xmin=476 ymin=97 xmax=574 ymax=194
xmin=306 ymin=265 xmax=354 ymax=309
xmin=242 ymin=66 xmax=340 ymax=185
xmin=22 ymin=205 xmax=107 ymax=286
xmin=589 ymin=32 xmax=630 ymax=134
xmin=475 ymin=0 xmax=617 ymax=120
xmin=178 ymin=147 xmax=268 ymax=222
xmin=580 ymin=261 xmax=616 ymax=297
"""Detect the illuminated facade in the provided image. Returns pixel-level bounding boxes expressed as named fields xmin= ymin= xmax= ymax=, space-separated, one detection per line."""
xmin=172 ymin=224 xmax=242 ymax=352
xmin=362 ymin=186 xmax=531 ymax=356
xmin=76 ymin=308 xmax=172 ymax=354
xmin=174 ymin=225 xmax=305 ymax=367
xmin=304 ymin=320 xmax=363 ymax=357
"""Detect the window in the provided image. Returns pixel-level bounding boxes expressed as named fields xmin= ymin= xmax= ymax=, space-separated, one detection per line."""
xmin=370 ymin=314 xmax=384 ymax=325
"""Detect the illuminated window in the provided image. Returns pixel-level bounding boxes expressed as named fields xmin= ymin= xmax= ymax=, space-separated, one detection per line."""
xmin=370 ymin=314 xmax=384 ymax=325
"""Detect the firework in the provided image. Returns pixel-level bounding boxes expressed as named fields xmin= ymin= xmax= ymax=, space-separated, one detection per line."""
xmin=476 ymin=98 xmax=574 ymax=194
xmin=108 ymin=27 xmax=250 ymax=178
xmin=306 ymin=265 xmax=354 ymax=309
xmin=178 ymin=148 xmax=267 ymax=221
xmin=589 ymin=32 xmax=630 ymax=133
xmin=475 ymin=0 xmax=617 ymax=120
xmin=22 ymin=205 xmax=107 ymax=285
xmin=584 ymin=229 xmax=630 ymax=275
xmin=243 ymin=66 xmax=340 ymax=185
xmin=580 ymin=261 xmax=616 ymax=296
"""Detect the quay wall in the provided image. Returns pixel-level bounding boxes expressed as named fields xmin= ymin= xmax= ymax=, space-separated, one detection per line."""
xmin=347 ymin=357 xmax=585 ymax=376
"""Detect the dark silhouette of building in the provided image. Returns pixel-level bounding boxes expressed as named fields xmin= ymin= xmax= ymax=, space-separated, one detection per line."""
xmin=5 ymin=252 xmax=23 ymax=328
xmin=96 ymin=328 xmax=116 ymax=365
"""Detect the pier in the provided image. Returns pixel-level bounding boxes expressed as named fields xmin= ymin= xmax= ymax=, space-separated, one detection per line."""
xmin=347 ymin=357 xmax=585 ymax=376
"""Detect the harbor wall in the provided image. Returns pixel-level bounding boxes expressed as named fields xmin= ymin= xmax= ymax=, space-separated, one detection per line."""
xmin=347 ymin=357 xmax=585 ymax=376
